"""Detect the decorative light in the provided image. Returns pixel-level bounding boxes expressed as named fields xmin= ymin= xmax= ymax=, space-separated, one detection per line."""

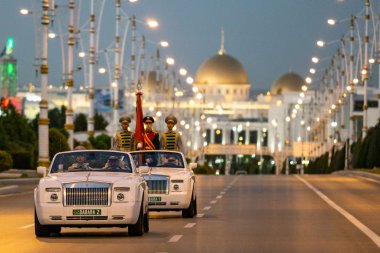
xmin=146 ymin=19 xmax=159 ymax=28
xmin=185 ymin=124 xmax=190 ymax=129
xmin=327 ymin=19 xmax=337 ymax=25
xmin=195 ymin=121 xmax=200 ymax=126
xmin=312 ymin=57 xmax=319 ymax=63
xmin=192 ymin=86 xmax=199 ymax=93
xmin=297 ymin=99 xmax=303 ymax=105
xmin=369 ymin=58 xmax=375 ymax=64
xmin=301 ymin=85 xmax=308 ymax=92
xmin=316 ymin=40 xmax=325 ymax=47
xmin=20 ymin=9 xmax=30 ymax=15
xmin=98 ymin=67 xmax=106 ymax=74
xmin=179 ymin=68 xmax=187 ymax=76
xmin=48 ymin=32 xmax=56 ymax=39
xmin=212 ymin=123 xmax=217 ymax=129
xmin=196 ymin=93 xmax=203 ymax=100
xmin=286 ymin=116 xmax=291 ymax=122
xmin=309 ymin=68 xmax=316 ymax=74
xmin=186 ymin=77 xmax=194 ymax=84
xmin=180 ymin=120 xmax=186 ymax=126
xmin=307 ymin=126 xmax=311 ymax=131
xmin=353 ymin=78 xmax=359 ymax=84
xmin=300 ymin=92 xmax=305 ymax=98
xmin=166 ymin=57 xmax=175 ymax=65
xmin=206 ymin=117 xmax=212 ymax=123
xmin=331 ymin=104 xmax=336 ymax=110
xmin=156 ymin=111 xmax=162 ymax=117
xmin=78 ymin=51 xmax=86 ymax=58
xmin=305 ymin=77 xmax=312 ymax=84
xmin=295 ymin=104 xmax=300 ymax=110
xmin=160 ymin=41 xmax=169 ymax=47
xmin=300 ymin=120 xmax=305 ymax=126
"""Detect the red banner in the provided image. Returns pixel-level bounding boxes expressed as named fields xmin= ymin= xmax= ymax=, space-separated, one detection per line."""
xmin=135 ymin=91 xmax=145 ymax=149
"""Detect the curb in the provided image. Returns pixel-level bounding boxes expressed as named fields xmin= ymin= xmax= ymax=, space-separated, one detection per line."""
xmin=333 ymin=170 xmax=380 ymax=181
xmin=0 ymin=185 xmax=20 ymax=195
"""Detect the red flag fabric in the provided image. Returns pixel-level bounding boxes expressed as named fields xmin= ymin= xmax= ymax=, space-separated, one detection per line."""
xmin=135 ymin=91 xmax=145 ymax=149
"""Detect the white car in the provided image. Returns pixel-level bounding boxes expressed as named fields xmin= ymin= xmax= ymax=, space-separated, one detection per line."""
xmin=130 ymin=150 xmax=197 ymax=218
xmin=34 ymin=150 xmax=150 ymax=237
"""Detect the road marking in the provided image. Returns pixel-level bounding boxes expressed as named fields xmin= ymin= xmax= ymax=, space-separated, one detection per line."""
xmin=20 ymin=224 xmax=34 ymax=229
xmin=168 ymin=235 xmax=183 ymax=243
xmin=210 ymin=200 xmax=217 ymax=204
xmin=220 ymin=191 xmax=226 ymax=195
xmin=203 ymin=206 xmax=211 ymax=210
xmin=0 ymin=185 xmax=18 ymax=191
xmin=184 ymin=223 xmax=196 ymax=228
xmin=0 ymin=191 xmax=33 ymax=198
xmin=296 ymin=175 xmax=380 ymax=248
xmin=196 ymin=213 xmax=204 ymax=218
xmin=354 ymin=176 xmax=380 ymax=185
xmin=216 ymin=195 xmax=223 ymax=199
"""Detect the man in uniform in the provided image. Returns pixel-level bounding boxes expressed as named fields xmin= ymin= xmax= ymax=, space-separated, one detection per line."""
xmin=161 ymin=115 xmax=183 ymax=152
xmin=113 ymin=116 xmax=135 ymax=151
xmin=142 ymin=116 xmax=160 ymax=150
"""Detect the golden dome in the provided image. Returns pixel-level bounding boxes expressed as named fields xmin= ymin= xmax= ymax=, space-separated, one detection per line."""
xmin=271 ymin=72 xmax=305 ymax=95
xmin=194 ymin=53 xmax=250 ymax=85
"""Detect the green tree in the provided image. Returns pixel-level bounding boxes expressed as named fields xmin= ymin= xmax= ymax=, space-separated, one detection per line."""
xmin=94 ymin=111 xmax=108 ymax=131
xmin=49 ymin=128 xmax=70 ymax=160
xmin=74 ymin=113 xmax=88 ymax=131
xmin=89 ymin=134 xmax=111 ymax=149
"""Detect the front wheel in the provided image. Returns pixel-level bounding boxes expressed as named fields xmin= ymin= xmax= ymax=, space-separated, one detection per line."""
xmin=143 ymin=209 xmax=149 ymax=233
xmin=35 ymin=209 xmax=60 ymax=237
xmin=182 ymin=193 xmax=196 ymax=218
xmin=129 ymin=202 xmax=144 ymax=236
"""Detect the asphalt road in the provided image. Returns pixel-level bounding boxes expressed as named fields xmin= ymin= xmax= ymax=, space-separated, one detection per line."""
xmin=0 ymin=175 xmax=379 ymax=253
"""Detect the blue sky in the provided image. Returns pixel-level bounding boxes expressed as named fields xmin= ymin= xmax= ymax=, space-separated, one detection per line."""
xmin=0 ymin=0 xmax=365 ymax=92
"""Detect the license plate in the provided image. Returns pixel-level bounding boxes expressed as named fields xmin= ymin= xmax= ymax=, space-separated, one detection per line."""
xmin=148 ymin=196 xmax=161 ymax=202
xmin=73 ymin=209 xmax=101 ymax=215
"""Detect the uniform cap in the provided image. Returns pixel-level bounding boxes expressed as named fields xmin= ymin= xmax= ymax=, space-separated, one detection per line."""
xmin=119 ymin=116 xmax=131 ymax=123
xmin=143 ymin=116 xmax=155 ymax=123
xmin=165 ymin=115 xmax=177 ymax=124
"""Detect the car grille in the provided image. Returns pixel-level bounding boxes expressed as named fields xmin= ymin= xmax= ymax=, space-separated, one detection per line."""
xmin=64 ymin=182 xmax=111 ymax=206
xmin=144 ymin=175 xmax=169 ymax=194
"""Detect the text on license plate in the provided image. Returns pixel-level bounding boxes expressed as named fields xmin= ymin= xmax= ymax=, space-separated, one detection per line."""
xmin=148 ymin=196 xmax=161 ymax=202
xmin=73 ymin=209 xmax=101 ymax=215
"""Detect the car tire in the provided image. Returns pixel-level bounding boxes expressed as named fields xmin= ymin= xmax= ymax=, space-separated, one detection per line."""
xmin=129 ymin=201 xmax=144 ymax=236
xmin=34 ymin=209 xmax=52 ymax=237
xmin=143 ymin=209 xmax=149 ymax=233
xmin=182 ymin=192 xmax=195 ymax=218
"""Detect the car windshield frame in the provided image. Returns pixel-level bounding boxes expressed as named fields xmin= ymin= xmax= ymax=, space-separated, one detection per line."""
xmin=49 ymin=151 xmax=133 ymax=174
xmin=130 ymin=151 xmax=185 ymax=169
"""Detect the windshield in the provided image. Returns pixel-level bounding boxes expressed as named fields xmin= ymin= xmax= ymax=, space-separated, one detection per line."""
xmin=130 ymin=151 xmax=185 ymax=169
xmin=50 ymin=151 xmax=133 ymax=173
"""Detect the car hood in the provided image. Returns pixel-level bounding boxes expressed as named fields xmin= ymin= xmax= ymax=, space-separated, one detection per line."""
xmin=42 ymin=172 xmax=135 ymax=185
xmin=145 ymin=168 xmax=188 ymax=177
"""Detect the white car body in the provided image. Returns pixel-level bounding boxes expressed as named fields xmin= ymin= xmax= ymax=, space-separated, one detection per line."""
xmin=130 ymin=151 xmax=197 ymax=218
xmin=34 ymin=150 xmax=149 ymax=237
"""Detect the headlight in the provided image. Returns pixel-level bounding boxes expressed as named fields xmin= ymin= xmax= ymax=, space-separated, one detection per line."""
xmin=46 ymin=187 xmax=61 ymax=192
xmin=117 ymin=193 xmax=124 ymax=201
xmin=50 ymin=193 xmax=58 ymax=201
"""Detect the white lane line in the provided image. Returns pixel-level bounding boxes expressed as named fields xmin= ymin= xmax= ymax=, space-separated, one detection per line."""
xmin=168 ymin=235 xmax=183 ymax=243
xmin=220 ymin=191 xmax=226 ymax=195
xmin=0 ymin=185 xmax=18 ymax=191
xmin=0 ymin=191 xmax=33 ymax=198
xmin=210 ymin=200 xmax=217 ymax=204
xmin=20 ymin=224 xmax=34 ymax=229
xmin=184 ymin=223 xmax=196 ymax=228
xmin=354 ymin=176 xmax=380 ymax=185
xmin=296 ymin=175 xmax=380 ymax=248
xmin=216 ymin=195 xmax=223 ymax=199
xmin=196 ymin=213 xmax=205 ymax=218
xmin=203 ymin=206 xmax=211 ymax=210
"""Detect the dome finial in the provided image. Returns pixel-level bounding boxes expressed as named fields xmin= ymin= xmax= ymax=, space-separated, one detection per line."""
xmin=218 ymin=28 xmax=226 ymax=55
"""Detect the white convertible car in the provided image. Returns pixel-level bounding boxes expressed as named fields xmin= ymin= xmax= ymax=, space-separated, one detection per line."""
xmin=34 ymin=150 xmax=149 ymax=237
xmin=130 ymin=151 xmax=197 ymax=218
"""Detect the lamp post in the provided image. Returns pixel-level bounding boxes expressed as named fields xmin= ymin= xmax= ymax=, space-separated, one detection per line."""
xmin=87 ymin=0 xmax=96 ymax=136
xmin=38 ymin=0 xmax=50 ymax=167
xmin=361 ymin=0 xmax=370 ymax=139
xmin=64 ymin=0 xmax=75 ymax=150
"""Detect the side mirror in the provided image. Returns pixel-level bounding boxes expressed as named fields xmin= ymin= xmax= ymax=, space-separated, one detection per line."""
xmin=189 ymin=163 xmax=197 ymax=170
xmin=137 ymin=165 xmax=150 ymax=174
xmin=37 ymin=166 xmax=47 ymax=177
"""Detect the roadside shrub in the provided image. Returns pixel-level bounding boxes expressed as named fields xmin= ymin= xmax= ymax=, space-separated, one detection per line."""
xmin=0 ymin=150 xmax=13 ymax=172
xmin=193 ymin=164 xmax=214 ymax=174
xmin=8 ymin=150 xmax=32 ymax=169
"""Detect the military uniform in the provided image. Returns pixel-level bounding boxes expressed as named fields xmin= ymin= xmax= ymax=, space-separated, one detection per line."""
xmin=161 ymin=115 xmax=183 ymax=152
xmin=113 ymin=116 xmax=135 ymax=151
xmin=143 ymin=116 xmax=160 ymax=150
